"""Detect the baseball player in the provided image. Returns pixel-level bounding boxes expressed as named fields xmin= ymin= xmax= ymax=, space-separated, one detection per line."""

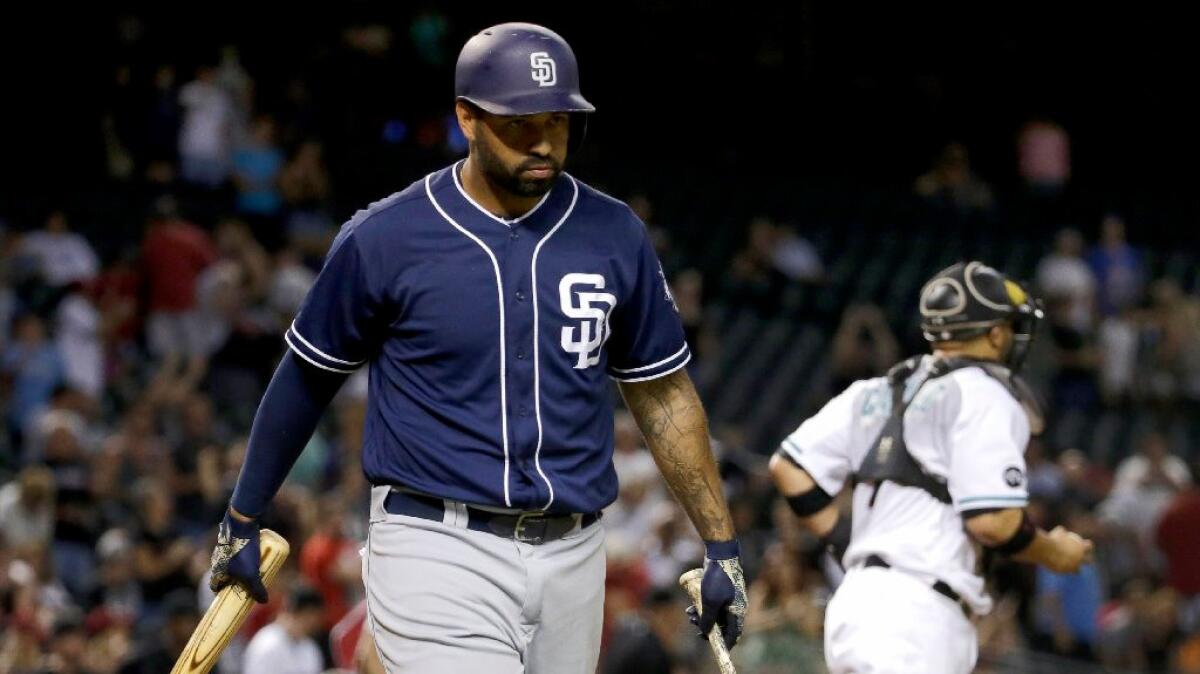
xmin=769 ymin=261 xmax=1095 ymax=674
xmin=206 ymin=22 xmax=747 ymax=674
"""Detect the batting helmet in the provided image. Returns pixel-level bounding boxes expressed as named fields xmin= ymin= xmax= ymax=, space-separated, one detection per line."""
xmin=455 ymin=23 xmax=595 ymax=116
xmin=919 ymin=261 xmax=1043 ymax=370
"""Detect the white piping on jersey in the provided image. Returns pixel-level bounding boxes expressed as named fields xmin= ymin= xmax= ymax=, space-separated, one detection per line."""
xmin=451 ymin=159 xmax=553 ymax=229
xmin=288 ymin=321 xmax=365 ymax=366
xmin=284 ymin=331 xmax=358 ymax=374
xmin=425 ymin=174 xmax=513 ymax=507
xmin=530 ymin=175 xmax=580 ymax=511
xmin=610 ymin=353 xmax=692 ymax=383
xmin=609 ymin=342 xmax=690 ymax=374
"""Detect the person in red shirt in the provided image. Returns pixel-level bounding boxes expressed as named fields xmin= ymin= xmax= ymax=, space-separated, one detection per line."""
xmin=299 ymin=494 xmax=360 ymax=631
xmin=1155 ymin=466 xmax=1200 ymax=597
xmin=139 ymin=197 xmax=217 ymax=398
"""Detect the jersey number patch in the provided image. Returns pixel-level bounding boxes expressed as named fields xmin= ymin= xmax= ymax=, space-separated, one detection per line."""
xmin=560 ymin=273 xmax=616 ymax=369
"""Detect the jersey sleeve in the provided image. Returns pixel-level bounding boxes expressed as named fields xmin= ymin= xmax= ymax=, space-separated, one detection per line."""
xmin=285 ymin=227 xmax=388 ymax=373
xmin=605 ymin=227 xmax=690 ymax=382
xmin=777 ymin=380 xmax=869 ymax=496
xmin=946 ymin=376 xmax=1032 ymax=513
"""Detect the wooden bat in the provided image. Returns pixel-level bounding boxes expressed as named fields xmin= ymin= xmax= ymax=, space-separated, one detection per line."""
xmin=679 ymin=568 xmax=738 ymax=674
xmin=171 ymin=529 xmax=291 ymax=674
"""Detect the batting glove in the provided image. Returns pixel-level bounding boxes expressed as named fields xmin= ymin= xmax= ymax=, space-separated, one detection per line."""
xmin=209 ymin=509 xmax=269 ymax=603
xmin=687 ymin=539 xmax=748 ymax=650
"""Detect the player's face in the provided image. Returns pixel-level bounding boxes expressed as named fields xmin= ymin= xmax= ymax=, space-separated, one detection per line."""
xmin=469 ymin=109 xmax=570 ymax=197
xmin=988 ymin=324 xmax=1015 ymax=361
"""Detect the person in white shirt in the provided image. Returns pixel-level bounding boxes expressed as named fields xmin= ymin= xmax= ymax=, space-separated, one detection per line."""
xmin=770 ymin=261 xmax=1094 ymax=674
xmin=16 ymin=210 xmax=99 ymax=288
xmin=242 ymin=585 xmax=326 ymax=674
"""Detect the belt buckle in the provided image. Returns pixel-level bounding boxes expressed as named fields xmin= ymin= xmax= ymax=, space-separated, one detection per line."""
xmin=513 ymin=512 xmax=547 ymax=544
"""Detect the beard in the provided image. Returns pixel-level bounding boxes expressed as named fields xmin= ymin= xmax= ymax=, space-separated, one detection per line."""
xmin=473 ymin=138 xmax=562 ymax=198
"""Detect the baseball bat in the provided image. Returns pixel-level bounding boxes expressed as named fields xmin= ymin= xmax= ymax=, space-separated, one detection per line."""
xmin=679 ymin=568 xmax=738 ymax=674
xmin=171 ymin=529 xmax=291 ymax=674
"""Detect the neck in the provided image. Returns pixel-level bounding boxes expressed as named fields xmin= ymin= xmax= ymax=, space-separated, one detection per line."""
xmin=280 ymin=614 xmax=304 ymax=640
xmin=460 ymin=156 xmax=542 ymax=219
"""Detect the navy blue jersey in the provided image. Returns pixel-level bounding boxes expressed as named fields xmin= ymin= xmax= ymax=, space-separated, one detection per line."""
xmin=285 ymin=162 xmax=689 ymax=513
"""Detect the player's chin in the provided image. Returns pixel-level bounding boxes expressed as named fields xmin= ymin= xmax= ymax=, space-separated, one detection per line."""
xmin=513 ymin=174 xmax=557 ymax=197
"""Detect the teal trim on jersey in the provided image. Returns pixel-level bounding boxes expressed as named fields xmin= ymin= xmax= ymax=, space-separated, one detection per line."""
xmin=957 ymin=495 xmax=1028 ymax=505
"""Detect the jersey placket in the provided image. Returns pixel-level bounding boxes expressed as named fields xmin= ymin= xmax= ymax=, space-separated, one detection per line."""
xmin=500 ymin=221 xmax=546 ymax=510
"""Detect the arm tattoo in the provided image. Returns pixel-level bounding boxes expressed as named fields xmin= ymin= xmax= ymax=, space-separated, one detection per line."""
xmin=619 ymin=370 xmax=735 ymax=541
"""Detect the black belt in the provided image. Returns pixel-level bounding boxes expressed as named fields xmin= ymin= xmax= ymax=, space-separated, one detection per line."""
xmin=383 ymin=490 xmax=601 ymax=545
xmin=864 ymin=554 xmax=971 ymax=616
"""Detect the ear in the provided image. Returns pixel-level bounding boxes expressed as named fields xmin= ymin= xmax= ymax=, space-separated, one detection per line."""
xmin=455 ymin=101 xmax=477 ymax=144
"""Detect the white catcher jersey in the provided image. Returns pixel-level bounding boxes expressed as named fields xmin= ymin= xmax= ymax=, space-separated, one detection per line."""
xmin=779 ymin=355 xmax=1031 ymax=615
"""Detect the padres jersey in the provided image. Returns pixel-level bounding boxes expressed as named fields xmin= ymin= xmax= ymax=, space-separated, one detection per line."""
xmin=286 ymin=162 xmax=689 ymax=514
xmin=779 ymin=355 xmax=1030 ymax=615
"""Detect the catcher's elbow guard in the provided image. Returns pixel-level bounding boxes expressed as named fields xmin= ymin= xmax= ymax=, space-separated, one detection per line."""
xmin=982 ymin=509 xmax=1037 ymax=556
xmin=776 ymin=451 xmax=834 ymax=517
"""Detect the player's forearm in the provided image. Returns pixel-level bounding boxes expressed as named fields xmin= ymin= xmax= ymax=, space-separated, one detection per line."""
xmin=229 ymin=351 xmax=347 ymax=518
xmin=1012 ymin=528 xmax=1069 ymax=568
xmin=619 ymin=370 xmax=735 ymax=542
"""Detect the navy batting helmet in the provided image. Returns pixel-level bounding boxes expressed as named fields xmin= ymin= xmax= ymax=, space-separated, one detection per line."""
xmin=455 ymin=23 xmax=595 ymax=116
xmin=919 ymin=261 xmax=1043 ymax=370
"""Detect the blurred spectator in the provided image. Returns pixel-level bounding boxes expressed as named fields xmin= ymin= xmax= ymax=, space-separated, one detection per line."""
xmin=771 ymin=223 xmax=824 ymax=283
xmin=143 ymin=64 xmax=181 ymax=169
xmin=0 ymin=464 xmax=56 ymax=552
xmin=738 ymin=542 xmax=825 ymax=671
xmin=279 ymin=141 xmax=336 ymax=262
xmin=54 ymin=291 xmax=103 ymax=402
xmin=37 ymin=615 xmax=90 ymax=674
xmin=1146 ymin=279 xmax=1200 ymax=403
xmin=723 ymin=218 xmax=793 ymax=314
xmin=232 ymin=116 xmax=285 ymax=220
xmin=140 ymin=198 xmax=217 ymax=396
xmin=88 ymin=529 xmax=143 ymax=625
xmin=914 ymin=142 xmax=995 ymax=215
xmin=241 ymin=585 xmax=326 ymax=674
xmin=166 ymin=393 xmax=225 ymax=534
xmin=1102 ymin=432 xmax=1191 ymax=566
xmin=15 ymin=211 xmax=100 ymax=291
xmin=1018 ymin=119 xmax=1071 ymax=193
xmin=178 ymin=65 xmax=234 ymax=188
xmin=3 ymin=314 xmax=65 ymax=447
xmin=1155 ymin=472 xmax=1200 ymax=598
xmin=1025 ymin=439 xmax=1064 ymax=502
xmin=120 ymin=589 xmax=199 ymax=673
xmin=1033 ymin=560 xmax=1104 ymax=660
xmin=130 ymin=479 xmax=196 ymax=615
xmin=1098 ymin=578 xmax=1181 ymax=673
xmin=299 ymin=494 xmax=361 ymax=631
xmin=1044 ymin=294 xmax=1099 ymax=412
xmin=1036 ymin=228 xmax=1096 ymax=333
xmin=600 ymin=588 xmax=681 ymax=674
xmin=1112 ymin=431 xmax=1191 ymax=494
xmin=830 ymin=303 xmax=899 ymax=393
xmin=214 ymin=46 xmax=254 ymax=144
xmin=1087 ymin=213 xmax=1144 ymax=318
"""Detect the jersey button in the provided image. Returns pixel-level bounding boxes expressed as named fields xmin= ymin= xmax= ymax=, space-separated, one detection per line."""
xmin=510 ymin=231 xmax=519 ymax=240
xmin=517 ymin=406 xmax=529 ymax=417
xmin=515 ymin=291 xmax=526 ymax=301
xmin=516 ymin=350 xmax=526 ymax=360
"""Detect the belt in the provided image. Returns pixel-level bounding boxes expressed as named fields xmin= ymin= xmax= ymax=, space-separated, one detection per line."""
xmin=382 ymin=490 xmax=601 ymax=545
xmin=864 ymin=554 xmax=971 ymax=616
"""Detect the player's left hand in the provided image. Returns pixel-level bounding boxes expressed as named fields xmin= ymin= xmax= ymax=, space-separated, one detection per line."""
xmin=687 ymin=540 xmax=748 ymax=650
xmin=209 ymin=508 xmax=269 ymax=603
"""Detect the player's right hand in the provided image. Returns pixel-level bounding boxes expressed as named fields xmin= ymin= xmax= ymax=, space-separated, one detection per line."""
xmin=1045 ymin=525 xmax=1094 ymax=574
xmin=209 ymin=508 xmax=269 ymax=603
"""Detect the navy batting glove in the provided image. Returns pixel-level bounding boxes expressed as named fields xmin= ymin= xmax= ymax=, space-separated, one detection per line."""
xmin=209 ymin=509 xmax=269 ymax=603
xmin=688 ymin=539 xmax=748 ymax=650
